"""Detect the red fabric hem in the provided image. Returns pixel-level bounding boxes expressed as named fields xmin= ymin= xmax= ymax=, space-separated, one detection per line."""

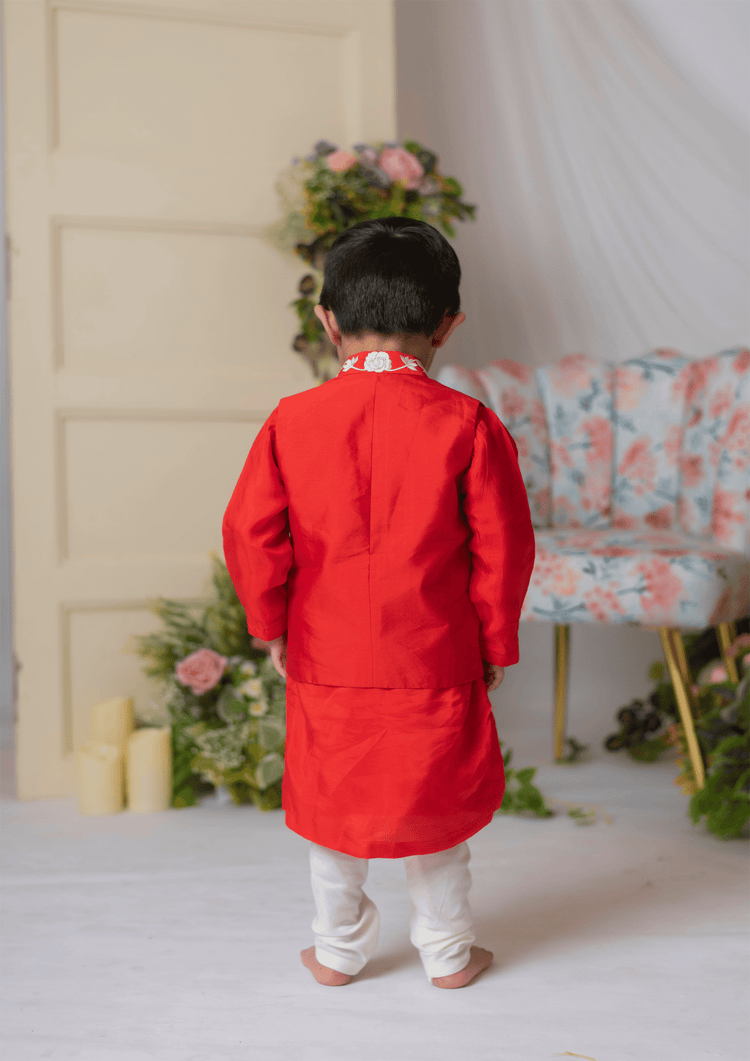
xmin=283 ymin=808 xmax=498 ymax=859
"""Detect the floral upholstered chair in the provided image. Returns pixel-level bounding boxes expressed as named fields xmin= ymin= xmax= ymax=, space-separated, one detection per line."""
xmin=438 ymin=348 xmax=750 ymax=788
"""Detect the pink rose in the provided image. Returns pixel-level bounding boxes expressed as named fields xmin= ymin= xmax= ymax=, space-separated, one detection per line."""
xmin=327 ymin=150 xmax=357 ymax=173
xmin=708 ymin=665 xmax=728 ymax=685
xmin=728 ymin=633 xmax=750 ymax=658
xmin=175 ymin=648 xmax=227 ymax=695
xmin=378 ymin=146 xmax=424 ymax=189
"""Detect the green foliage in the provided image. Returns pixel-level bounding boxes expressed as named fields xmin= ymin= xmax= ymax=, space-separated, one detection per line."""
xmin=497 ymin=744 xmax=554 ymax=818
xmin=567 ymin=807 xmax=597 ymax=826
xmin=130 ymin=554 xmax=286 ymax=810
xmin=605 ymin=622 xmax=750 ymax=840
xmin=556 ymin=736 xmax=590 ymax=763
xmin=689 ymin=673 xmax=750 ymax=840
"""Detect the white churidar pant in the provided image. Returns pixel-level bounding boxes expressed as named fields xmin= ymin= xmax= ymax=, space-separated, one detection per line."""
xmin=309 ymin=841 xmax=475 ymax=979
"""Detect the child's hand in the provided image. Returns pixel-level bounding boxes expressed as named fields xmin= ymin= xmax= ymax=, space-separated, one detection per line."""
xmin=268 ymin=634 xmax=287 ymax=680
xmin=483 ymin=662 xmax=505 ymax=692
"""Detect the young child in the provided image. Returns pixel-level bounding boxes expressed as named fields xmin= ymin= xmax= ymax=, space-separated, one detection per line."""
xmin=222 ymin=217 xmax=535 ymax=990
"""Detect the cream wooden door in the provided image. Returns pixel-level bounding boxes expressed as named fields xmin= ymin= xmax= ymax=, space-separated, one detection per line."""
xmin=4 ymin=0 xmax=395 ymax=798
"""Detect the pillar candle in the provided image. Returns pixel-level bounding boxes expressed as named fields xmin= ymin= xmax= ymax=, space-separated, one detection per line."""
xmin=76 ymin=742 xmax=124 ymax=815
xmin=90 ymin=696 xmax=135 ymax=752
xmin=126 ymin=727 xmax=172 ymax=813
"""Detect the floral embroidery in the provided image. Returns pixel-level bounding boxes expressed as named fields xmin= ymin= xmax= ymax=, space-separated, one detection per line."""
xmin=364 ymin=351 xmax=392 ymax=372
xmin=340 ymin=352 xmax=427 ymax=375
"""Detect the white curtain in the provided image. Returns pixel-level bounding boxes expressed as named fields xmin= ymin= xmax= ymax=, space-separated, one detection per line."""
xmin=397 ymin=0 xmax=750 ymax=368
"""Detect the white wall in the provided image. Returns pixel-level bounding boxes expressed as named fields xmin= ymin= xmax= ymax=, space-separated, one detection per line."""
xmin=395 ymin=0 xmax=747 ymax=756
xmin=396 ymin=0 xmax=748 ymax=375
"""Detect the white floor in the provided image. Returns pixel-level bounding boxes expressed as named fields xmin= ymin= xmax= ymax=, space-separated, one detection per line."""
xmin=1 ymin=722 xmax=748 ymax=1061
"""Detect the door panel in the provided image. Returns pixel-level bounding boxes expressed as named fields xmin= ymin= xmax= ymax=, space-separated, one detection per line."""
xmin=4 ymin=0 xmax=395 ymax=797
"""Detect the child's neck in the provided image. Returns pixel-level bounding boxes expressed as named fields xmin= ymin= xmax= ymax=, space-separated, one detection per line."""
xmin=336 ymin=333 xmax=436 ymax=372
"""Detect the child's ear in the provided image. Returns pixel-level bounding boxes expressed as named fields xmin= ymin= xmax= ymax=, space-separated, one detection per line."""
xmin=431 ymin=311 xmax=466 ymax=348
xmin=314 ymin=305 xmax=342 ymax=347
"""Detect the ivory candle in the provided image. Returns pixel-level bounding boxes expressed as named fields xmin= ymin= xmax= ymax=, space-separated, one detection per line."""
xmin=126 ymin=727 xmax=172 ymax=813
xmin=76 ymin=742 xmax=124 ymax=815
xmin=90 ymin=696 xmax=135 ymax=752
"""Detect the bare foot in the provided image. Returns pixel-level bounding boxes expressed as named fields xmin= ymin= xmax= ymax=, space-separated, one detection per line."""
xmin=431 ymin=946 xmax=493 ymax=989
xmin=300 ymin=946 xmax=352 ymax=986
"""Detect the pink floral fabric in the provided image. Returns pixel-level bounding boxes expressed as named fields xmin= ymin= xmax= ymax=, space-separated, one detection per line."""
xmin=440 ymin=347 xmax=749 ymax=628
xmin=521 ymin=528 xmax=749 ymax=628
xmin=679 ymin=348 xmax=750 ymax=554
xmin=612 ymin=349 xmax=693 ymax=531
xmin=475 ymin=360 xmax=551 ymax=528
xmin=535 ymin=355 xmax=614 ymax=529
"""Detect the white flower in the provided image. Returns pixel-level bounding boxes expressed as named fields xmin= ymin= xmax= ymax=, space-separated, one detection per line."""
xmin=250 ymin=699 xmax=269 ymax=717
xmin=240 ymin=677 xmax=263 ymax=699
xmin=401 ymin=355 xmax=420 ymax=371
xmin=363 ymin=351 xmax=391 ymax=372
xmin=239 ymin=661 xmax=257 ymax=676
xmin=342 ymin=356 xmax=359 ymax=372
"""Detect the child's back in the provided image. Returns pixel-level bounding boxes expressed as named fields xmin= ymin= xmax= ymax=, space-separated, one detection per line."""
xmin=225 ymin=350 xmax=530 ymax=688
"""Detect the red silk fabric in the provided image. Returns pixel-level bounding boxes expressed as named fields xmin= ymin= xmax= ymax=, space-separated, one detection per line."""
xmin=282 ymin=676 xmax=505 ymax=858
xmin=223 ymin=350 xmax=535 ymax=686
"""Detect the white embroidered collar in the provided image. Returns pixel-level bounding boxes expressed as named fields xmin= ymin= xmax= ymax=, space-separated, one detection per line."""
xmin=339 ymin=351 xmax=426 ymax=375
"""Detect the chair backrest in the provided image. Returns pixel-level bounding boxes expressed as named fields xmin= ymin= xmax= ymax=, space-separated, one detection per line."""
xmin=535 ymin=354 xmax=614 ymax=530
xmin=437 ymin=347 xmax=750 ymax=550
xmin=678 ymin=348 xmax=750 ymax=553
xmin=611 ymin=349 xmax=694 ymax=531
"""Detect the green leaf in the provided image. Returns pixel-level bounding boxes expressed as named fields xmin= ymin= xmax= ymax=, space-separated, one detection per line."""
xmin=255 ymin=753 xmax=285 ymax=790
xmin=628 ymin=738 xmax=668 ymax=762
xmin=649 ymin=661 xmax=665 ymax=683
xmin=257 ymin=717 xmax=285 ymax=752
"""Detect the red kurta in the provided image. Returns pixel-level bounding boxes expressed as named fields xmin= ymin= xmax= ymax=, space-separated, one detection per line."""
xmin=223 ymin=350 xmax=535 ymax=857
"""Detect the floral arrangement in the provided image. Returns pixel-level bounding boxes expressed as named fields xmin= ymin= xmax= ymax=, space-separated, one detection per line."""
xmin=131 ymin=556 xmax=286 ymax=809
xmin=271 ymin=139 xmax=476 ymax=378
xmin=605 ymin=623 xmax=750 ymax=840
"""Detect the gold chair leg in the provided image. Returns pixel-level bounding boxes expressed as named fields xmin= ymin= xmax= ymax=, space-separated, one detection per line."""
xmin=671 ymin=628 xmax=692 ymax=687
xmin=716 ymin=622 xmax=739 ymax=685
xmin=553 ymin=624 xmax=569 ymax=761
xmin=659 ymin=627 xmax=705 ymax=790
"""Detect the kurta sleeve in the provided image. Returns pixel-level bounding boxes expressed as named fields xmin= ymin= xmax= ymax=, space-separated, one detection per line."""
xmin=222 ymin=408 xmax=292 ymax=642
xmin=461 ymin=405 xmax=536 ymax=666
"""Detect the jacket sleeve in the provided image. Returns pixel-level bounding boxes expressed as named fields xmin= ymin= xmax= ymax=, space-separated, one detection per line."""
xmin=222 ymin=407 xmax=292 ymax=642
xmin=461 ymin=404 xmax=536 ymax=666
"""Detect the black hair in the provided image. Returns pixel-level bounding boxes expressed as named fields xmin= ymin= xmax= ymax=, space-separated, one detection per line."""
xmin=319 ymin=217 xmax=461 ymax=337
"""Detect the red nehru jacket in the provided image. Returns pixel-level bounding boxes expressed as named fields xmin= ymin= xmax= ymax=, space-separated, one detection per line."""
xmin=222 ymin=351 xmax=535 ymax=689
